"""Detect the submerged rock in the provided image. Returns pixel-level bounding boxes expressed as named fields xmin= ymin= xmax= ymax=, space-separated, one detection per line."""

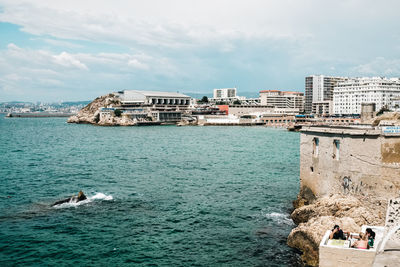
xmin=52 ymin=191 xmax=87 ymax=206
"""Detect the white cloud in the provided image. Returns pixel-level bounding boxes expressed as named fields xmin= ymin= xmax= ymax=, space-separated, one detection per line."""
xmin=41 ymin=38 xmax=83 ymax=49
xmin=53 ymin=52 xmax=88 ymax=70
xmin=1 ymin=0 xmax=400 ymax=101
xmin=352 ymin=57 xmax=400 ymax=76
xmin=127 ymin=58 xmax=149 ymax=70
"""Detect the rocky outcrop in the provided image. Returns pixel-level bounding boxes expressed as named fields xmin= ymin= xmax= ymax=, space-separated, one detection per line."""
xmin=68 ymin=93 xmax=121 ymax=125
xmin=67 ymin=93 xmax=143 ymax=126
xmin=288 ymin=216 xmax=360 ymax=266
xmin=52 ymin=191 xmax=87 ymax=206
xmin=287 ymin=194 xmax=386 ymax=266
xmin=369 ymin=112 xmax=400 ymax=126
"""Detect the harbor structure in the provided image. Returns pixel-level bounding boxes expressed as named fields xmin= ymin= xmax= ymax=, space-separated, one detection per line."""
xmin=259 ymin=90 xmax=304 ymax=112
xmin=101 ymin=90 xmax=191 ymax=123
xmin=299 ymin=125 xmax=400 ymax=201
xmin=305 ymin=75 xmax=348 ymax=115
xmin=333 ymin=77 xmax=400 ymax=115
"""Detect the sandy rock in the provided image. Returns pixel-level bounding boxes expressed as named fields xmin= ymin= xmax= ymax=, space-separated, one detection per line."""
xmin=287 ymin=216 xmax=359 ymax=266
xmin=366 ymin=112 xmax=400 ymax=126
xmin=67 ymin=93 xmax=121 ymax=125
xmin=288 ymin=194 xmax=386 ymax=266
xmin=291 ymin=194 xmax=385 ymax=226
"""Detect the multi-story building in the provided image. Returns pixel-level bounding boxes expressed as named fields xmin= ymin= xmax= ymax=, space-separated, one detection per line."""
xmin=259 ymin=90 xmax=304 ymax=111
xmin=305 ymin=75 xmax=348 ymax=114
xmin=333 ymin=77 xmax=400 ymax=115
xmin=111 ymin=90 xmax=191 ymax=122
xmin=213 ymin=88 xmax=237 ymax=99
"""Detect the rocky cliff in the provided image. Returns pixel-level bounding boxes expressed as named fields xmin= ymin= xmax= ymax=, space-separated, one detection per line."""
xmin=288 ymin=193 xmax=386 ymax=266
xmin=67 ymin=93 xmax=137 ymax=126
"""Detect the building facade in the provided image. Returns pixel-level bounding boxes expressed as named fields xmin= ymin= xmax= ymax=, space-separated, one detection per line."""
xmin=259 ymin=90 xmax=304 ymax=111
xmin=116 ymin=90 xmax=191 ymax=122
xmin=213 ymin=88 xmax=237 ymax=99
xmin=333 ymin=77 xmax=400 ymax=115
xmin=299 ymin=125 xmax=400 ymax=202
xmin=305 ymin=75 xmax=348 ymax=114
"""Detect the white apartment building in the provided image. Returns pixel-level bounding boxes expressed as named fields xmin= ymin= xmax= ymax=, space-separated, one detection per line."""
xmin=305 ymin=75 xmax=348 ymax=114
xmin=213 ymin=88 xmax=237 ymax=99
xmin=259 ymin=90 xmax=304 ymax=111
xmin=333 ymin=77 xmax=400 ymax=115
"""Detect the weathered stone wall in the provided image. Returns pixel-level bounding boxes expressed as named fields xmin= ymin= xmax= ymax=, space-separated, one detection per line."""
xmin=288 ymin=126 xmax=400 ymax=266
xmin=299 ymin=128 xmax=400 ymax=202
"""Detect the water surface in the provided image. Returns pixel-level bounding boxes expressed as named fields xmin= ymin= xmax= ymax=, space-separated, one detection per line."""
xmin=0 ymin=117 xmax=301 ymax=266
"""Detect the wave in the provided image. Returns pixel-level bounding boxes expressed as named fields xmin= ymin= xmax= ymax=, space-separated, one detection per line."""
xmin=264 ymin=212 xmax=294 ymax=225
xmin=52 ymin=192 xmax=113 ymax=209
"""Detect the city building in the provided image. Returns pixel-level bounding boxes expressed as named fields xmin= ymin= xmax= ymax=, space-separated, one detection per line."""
xmin=259 ymin=90 xmax=304 ymax=111
xmin=113 ymin=90 xmax=191 ymax=122
xmin=209 ymin=88 xmax=247 ymax=104
xmin=213 ymin=88 xmax=237 ymax=99
xmin=305 ymin=75 xmax=348 ymax=114
xmin=333 ymin=77 xmax=400 ymax=115
xmin=219 ymin=105 xmax=300 ymax=117
xmin=299 ymin=125 xmax=400 ymax=201
xmin=299 ymin=125 xmax=400 ymax=266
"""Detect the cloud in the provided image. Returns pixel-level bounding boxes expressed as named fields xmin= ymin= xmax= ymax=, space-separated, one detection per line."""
xmin=42 ymin=38 xmax=83 ymax=49
xmin=352 ymin=57 xmax=400 ymax=76
xmin=1 ymin=0 xmax=400 ymax=101
xmin=127 ymin=58 xmax=149 ymax=70
xmin=53 ymin=52 xmax=88 ymax=70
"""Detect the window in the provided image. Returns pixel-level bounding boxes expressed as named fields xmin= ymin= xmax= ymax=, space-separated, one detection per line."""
xmin=333 ymin=139 xmax=340 ymax=160
xmin=313 ymin=137 xmax=319 ymax=157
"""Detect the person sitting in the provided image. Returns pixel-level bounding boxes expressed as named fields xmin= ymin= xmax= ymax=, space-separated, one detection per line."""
xmin=352 ymin=233 xmax=369 ymax=249
xmin=329 ymin=225 xmax=349 ymax=240
xmin=365 ymin=228 xmax=376 ymax=247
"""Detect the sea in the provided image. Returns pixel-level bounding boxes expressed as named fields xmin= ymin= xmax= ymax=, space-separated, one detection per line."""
xmin=0 ymin=117 xmax=302 ymax=266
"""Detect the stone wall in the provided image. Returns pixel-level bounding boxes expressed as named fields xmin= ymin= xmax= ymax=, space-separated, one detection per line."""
xmin=299 ymin=127 xmax=400 ymax=202
xmin=288 ymin=126 xmax=400 ymax=266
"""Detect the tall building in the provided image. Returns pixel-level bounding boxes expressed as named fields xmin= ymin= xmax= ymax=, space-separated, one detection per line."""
xmin=259 ymin=90 xmax=304 ymax=111
xmin=305 ymin=75 xmax=348 ymax=114
xmin=213 ymin=88 xmax=237 ymax=99
xmin=333 ymin=77 xmax=400 ymax=115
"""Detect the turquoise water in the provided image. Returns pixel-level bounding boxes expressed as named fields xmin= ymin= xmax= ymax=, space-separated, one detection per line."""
xmin=0 ymin=117 xmax=301 ymax=266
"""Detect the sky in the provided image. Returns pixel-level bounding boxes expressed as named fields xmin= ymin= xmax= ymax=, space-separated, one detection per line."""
xmin=0 ymin=0 xmax=399 ymax=102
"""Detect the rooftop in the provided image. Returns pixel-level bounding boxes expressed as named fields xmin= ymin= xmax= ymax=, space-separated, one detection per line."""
xmin=118 ymin=90 xmax=190 ymax=104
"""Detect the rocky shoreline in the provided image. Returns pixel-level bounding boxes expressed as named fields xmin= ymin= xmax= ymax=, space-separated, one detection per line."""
xmin=287 ymin=193 xmax=386 ymax=266
xmin=67 ymin=93 xmax=139 ymax=126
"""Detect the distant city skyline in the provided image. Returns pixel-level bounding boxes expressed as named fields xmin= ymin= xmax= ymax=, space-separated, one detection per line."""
xmin=0 ymin=0 xmax=399 ymax=102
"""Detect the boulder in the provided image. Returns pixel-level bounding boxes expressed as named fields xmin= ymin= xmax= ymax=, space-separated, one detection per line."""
xmin=291 ymin=194 xmax=385 ymax=226
xmin=288 ymin=193 xmax=386 ymax=266
xmin=287 ymin=216 xmax=359 ymax=266
xmin=67 ymin=93 xmax=121 ymax=125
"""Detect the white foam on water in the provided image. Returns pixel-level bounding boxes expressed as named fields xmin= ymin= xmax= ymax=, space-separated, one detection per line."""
xmin=89 ymin=192 xmax=113 ymax=201
xmin=52 ymin=192 xmax=113 ymax=209
xmin=264 ymin=212 xmax=294 ymax=225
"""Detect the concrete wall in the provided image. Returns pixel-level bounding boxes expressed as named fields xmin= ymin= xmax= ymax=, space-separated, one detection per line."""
xmin=319 ymin=245 xmax=376 ymax=267
xmin=299 ymin=126 xmax=400 ymax=200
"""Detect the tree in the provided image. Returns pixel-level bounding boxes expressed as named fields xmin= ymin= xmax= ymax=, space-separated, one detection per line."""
xmin=200 ymin=96 xmax=209 ymax=103
xmin=233 ymin=100 xmax=241 ymax=105
xmin=376 ymin=106 xmax=390 ymax=116
xmin=114 ymin=109 xmax=122 ymax=117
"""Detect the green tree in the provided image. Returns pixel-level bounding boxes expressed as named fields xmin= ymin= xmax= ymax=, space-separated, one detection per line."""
xmin=200 ymin=96 xmax=209 ymax=103
xmin=114 ymin=109 xmax=122 ymax=117
xmin=233 ymin=100 xmax=241 ymax=105
xmin=376 ymin=106 xmax=390 ymax=116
